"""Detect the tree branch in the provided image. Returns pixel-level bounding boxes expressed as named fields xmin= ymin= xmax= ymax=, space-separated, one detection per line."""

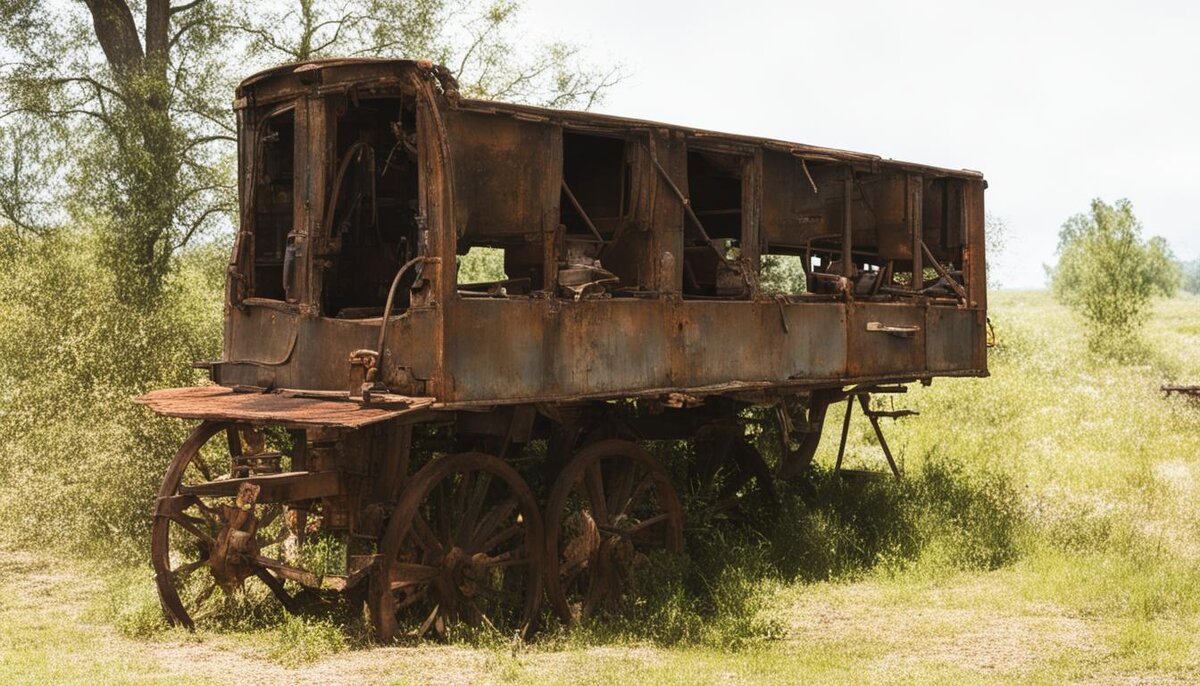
xmin=82 ymin=0 xmax=145 ymax=74
xmin=169 ymin=0 xmax=205 ymax=15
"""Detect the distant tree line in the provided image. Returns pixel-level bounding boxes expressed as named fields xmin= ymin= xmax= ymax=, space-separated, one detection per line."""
xmin=1180 ymin=259 xmax=1200 ymax=295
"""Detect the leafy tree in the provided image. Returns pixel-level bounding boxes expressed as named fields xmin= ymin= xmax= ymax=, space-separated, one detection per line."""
xmin=1179 ymin=259 xmax=1200 ymax=295
xmin=0 ymin=0 xmax=618 ymax=306
xmin=1048 ymin=198 xmax=1180 ymax=352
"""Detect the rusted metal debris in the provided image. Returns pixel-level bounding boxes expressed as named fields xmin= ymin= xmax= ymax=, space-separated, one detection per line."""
xmin=141 ymin=58 xmax=988 ymax=642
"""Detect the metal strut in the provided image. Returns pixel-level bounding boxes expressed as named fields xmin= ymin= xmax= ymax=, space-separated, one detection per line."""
xmin=834 ymin=393 xmax=913 ymax=479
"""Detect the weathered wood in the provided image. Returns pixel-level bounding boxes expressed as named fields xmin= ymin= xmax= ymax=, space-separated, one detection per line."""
xmin=136 ymin=386 xmax=434 ymax=428
xmin=179 ymin=470 xmax=343 ymax=501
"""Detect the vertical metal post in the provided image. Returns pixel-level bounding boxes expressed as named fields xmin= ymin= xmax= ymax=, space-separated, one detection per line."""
xmin=908 ymin=173 xmax=923 ymax=289
xmin=842 ymin=175 xmax=854 ymax=277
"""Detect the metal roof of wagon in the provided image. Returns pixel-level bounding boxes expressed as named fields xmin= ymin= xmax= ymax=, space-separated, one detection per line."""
xmin=238 ymin=58 xmax=984 ymax=180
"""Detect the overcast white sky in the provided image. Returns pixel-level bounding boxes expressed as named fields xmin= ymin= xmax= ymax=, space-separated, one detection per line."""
xmin=520 ymin=0 xmax=1200 ymax=288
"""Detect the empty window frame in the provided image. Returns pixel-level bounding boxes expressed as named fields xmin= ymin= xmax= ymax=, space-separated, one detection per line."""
xmin=321 ymin=97 xmax=423 ymax=318
xmin=682 ymin=148 xmax=749 ymax=298
xmin=560 ymin=131 xmax=629 ymax=240
xmin=250 ymin=109 xmax=295 ymax=301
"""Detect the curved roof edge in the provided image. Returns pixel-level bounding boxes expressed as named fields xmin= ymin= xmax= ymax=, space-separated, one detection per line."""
xmin=238 ymin=57 xmax=421 ymax=90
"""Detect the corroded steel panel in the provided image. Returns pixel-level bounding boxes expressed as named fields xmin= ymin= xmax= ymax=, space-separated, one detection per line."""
xmin=441 ymin=298 xmax=849 ymax=403
xmin=845 ymin=303 xmax=926 ymax=378
xmin=925 ymin=307 xmax=977 ymax=373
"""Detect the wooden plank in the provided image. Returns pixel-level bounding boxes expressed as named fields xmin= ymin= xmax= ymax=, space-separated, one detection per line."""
xmin=135 ymin=386 xmax=435 ymax=429
xmin=179 ymin=470 xmax=343 ymax=501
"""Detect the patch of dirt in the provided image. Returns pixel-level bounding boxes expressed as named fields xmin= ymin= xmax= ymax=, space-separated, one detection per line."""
xmin=781 ymin=576 xmax=1103 ymax=677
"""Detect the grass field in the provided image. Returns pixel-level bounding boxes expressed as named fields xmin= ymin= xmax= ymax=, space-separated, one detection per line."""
xmin=2 ymin=290 xmax=1199 ymax=685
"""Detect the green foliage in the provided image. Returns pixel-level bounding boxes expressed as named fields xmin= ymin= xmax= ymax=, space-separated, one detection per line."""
xmin=457 ymin=246 xmax=508 ymax=283
xmin=0 ymin=0 xmax=618 ymax=307
xmin=1048 ymin=198 xmax=1180 ymax=354
xmin=759 ymin=254 xmax=807 ymax=294
xmin=0 ymin=228 xmax=224 ymax=561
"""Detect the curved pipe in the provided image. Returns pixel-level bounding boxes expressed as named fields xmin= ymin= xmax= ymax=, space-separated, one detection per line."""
xmin=360 ymin=255 xmax=433 ymax=382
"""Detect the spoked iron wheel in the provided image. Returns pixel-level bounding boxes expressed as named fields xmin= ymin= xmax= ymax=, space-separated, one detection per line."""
xmin=369 ymin=452 xmax=544 ymax=642
xmin=689 ymin=430 xmax=777 ymax=526
xmin=545 ymin=439 xmax=684 ymax=626
xmin=151 ymin=421 xmax=315 ymax=628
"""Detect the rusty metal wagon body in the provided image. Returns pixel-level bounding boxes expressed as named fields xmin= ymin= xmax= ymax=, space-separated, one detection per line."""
xmin=141 ymin=58 xmax=988 ymax=640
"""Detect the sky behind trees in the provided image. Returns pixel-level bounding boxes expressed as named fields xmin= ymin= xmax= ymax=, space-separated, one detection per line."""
xmin=522 ymin=0 xmax=1200 ymax=288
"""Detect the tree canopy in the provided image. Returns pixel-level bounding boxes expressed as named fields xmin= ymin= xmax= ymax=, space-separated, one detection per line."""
xmin=0 ymin=0 xmax=619 ymax=305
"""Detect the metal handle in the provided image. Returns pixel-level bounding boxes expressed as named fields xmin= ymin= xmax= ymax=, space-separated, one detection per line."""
xmin=282 ymin=241 xmax=296 ymax=296
xmin=866 ymin=321 xmax=920 ymax=339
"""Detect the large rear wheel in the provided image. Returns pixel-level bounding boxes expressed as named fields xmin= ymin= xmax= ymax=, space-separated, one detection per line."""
xmin=369 ymin=452 xmax=544 ymax=642
xmin=544 ymin=439 xmax=684 ymax=625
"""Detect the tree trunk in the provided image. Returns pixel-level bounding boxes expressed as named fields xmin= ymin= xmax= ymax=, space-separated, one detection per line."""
xmin=85 ymin=0 xmax=180 ymax=306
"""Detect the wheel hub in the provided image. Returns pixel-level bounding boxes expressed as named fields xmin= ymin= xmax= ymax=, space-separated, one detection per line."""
xmin=208 ymin=483 xmax=262 ymax=590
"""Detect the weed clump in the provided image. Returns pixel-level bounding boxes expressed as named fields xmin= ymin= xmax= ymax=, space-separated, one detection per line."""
xmin=266 ymin=614 xmax=348 ymax=666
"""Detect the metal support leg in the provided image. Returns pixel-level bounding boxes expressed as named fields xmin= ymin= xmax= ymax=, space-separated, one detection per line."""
xmin=834 ymin=395 xmax=854 ymax=472
xmin=858 ymin=394 xmax=901 ymax=479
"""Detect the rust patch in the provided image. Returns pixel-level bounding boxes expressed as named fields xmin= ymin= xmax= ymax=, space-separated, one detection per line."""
xmin=136 ymin=386 xmax=433 ymax=429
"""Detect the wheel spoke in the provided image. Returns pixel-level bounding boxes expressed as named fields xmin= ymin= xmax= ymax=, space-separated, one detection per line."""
xmin=479 ymin=524 xmax=523 ymax=554
xmin=188 ymin=582 xmax=217 ymax=616
xmin=455 ymin=470 xmax=492 ymax=546
xmin=478 ymin=548 xmax=528 ymax=568
xmin=625 ymin=512 xmax=670 ymax=536
xmin=253 ymin=567 xmax=300 ymax=614
xmin=465 ymin=597 xmax=500 ymax=633
xmin=436 ymin=481 xmax=453 ymax=546
xmin=607 ymin=462 xmax=637 ymax=518
xmin=171 ymin=558 xmax=208 ymax=579
xmin=185 ymin=456 xmax=213 ymax=483
xmin=583 ymin=461 xmax=609 ymax=524
xmin=389 ymin=562 xmax=440 ymax=590
xmin=411 ymin=513 xmax=444 ymax=556
xmin=258 ymin=503 xmax=283 ymax=530
xmin=413 ymin=603 xmax=441 ymax=639
xmin=396 ymin=588 xmax=428 ymax=610
xmin=170 ymin=514 xmax=216 ymax=547
xmin=371 ymin=452 xmax=542 ymax=643
xmin=470 ymin=498 xmax=518 ymax=551
xmin=452 ymin=470 xmax=474 ymax=525
xmin=546 ymin=439 xmax=683 ymax=627
xmin=254 ymin=555 xmax=323 ymax=589
xmin=617 ymin=474 xmax=654 ymax=518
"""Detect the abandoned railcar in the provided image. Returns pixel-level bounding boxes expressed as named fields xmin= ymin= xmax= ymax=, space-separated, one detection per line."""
xmin=140 ymin=58 xmax=988 ymax=641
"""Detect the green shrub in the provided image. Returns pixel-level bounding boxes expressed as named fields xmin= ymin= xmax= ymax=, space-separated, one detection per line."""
xmin=0 ymin=229 xmax=224 ymax=561
xmin=1048 ymin=198 xmax=1180 ymax=355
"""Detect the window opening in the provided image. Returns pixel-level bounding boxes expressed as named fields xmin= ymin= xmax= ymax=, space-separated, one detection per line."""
xmin=322 ymin=97 xmax=422 ymax=318
xmin=251 ymin=110 xmax=294 ymax=301
xmin=680 ymin=149 xmax=747 ymax=298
